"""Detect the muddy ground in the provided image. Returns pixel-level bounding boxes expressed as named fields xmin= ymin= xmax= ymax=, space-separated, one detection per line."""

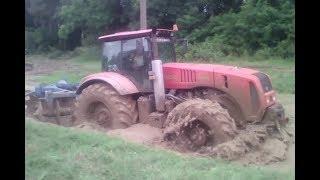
xmin=77 ymin=122 xmax=293 ymax=166
xmin=25 ymin=57 xmax=295 ymax=170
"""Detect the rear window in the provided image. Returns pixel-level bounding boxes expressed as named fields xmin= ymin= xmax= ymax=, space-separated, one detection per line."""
xmin=253 ymin=72 xmax=273 ymax=92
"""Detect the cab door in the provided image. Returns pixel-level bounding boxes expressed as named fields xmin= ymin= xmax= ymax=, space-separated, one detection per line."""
xmin=120 ymin=38 xmax=153 ymax=92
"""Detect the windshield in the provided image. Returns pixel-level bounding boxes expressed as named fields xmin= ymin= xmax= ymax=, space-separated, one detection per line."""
xmin=102 ymin=41 xmax=121 ymax=70
xmin=102 ymin=37 xmax=150 ymax=71
xmin=155 ymin=37 xmax=175 ymax=63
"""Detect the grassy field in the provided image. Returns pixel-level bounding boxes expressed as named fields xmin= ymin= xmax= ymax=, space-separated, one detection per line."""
xmin=26 ymin=54 xmax=101 ymax=84
xmin=26 ymin=119 xmax=293 ymax=180
xmin=25 ymin=50 xmax=295 ymax=179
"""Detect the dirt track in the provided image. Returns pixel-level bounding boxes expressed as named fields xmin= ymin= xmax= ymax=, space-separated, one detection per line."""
xmin=72 ymin=121 xmax=292 ymax=166
xmin=25 ymin=57 xmax=295 ymax=168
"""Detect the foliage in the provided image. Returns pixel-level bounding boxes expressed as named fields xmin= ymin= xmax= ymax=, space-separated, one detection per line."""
xmin=25 ymin=0 xmax=60 ymax=52
xmin=25 ymin=0 xmax=294 ymax=59
xmin=184 ymin=0 xmax=295 ymax=59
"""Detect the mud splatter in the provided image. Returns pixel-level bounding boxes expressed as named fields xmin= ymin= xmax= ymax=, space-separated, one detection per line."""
xmin=107 ymin=124 xmax=163 ymax=145
xmin=163 ymin=99 xmax=237 ymax=151
xmin=196 ymin=124 xmax=290 ymax=165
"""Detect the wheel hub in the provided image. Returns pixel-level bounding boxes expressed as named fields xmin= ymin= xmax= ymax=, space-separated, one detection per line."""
xmin=188 ymin=125 xmax=208 ymax=147
xmin=94 ymin=104 xmax=112 ymax=127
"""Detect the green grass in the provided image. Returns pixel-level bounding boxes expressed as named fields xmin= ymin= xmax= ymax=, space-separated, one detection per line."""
xmin=26 ymin=119 xmax=293 ymax=180
xmin=30 ymin=50 xmax=101 ymax=84
xmin=34 ymin=70 xmax=86 ymax=84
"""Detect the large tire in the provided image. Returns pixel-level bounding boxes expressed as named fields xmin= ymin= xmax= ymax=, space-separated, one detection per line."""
xmin=202 ymin=90 xmax=246 ymax=129
xmin=163 ymin=99 xmax=238 ymax=151
xmin=73 ymin=83 xmax=138 ymax=129
xmin=25 ymin=94 xmax=39 ymax=115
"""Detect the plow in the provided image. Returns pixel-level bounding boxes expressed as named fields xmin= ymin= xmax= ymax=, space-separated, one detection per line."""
xmin=25 ymin=25 xmax=292 ymax=161
xmin=25 ymin=80 xmax=78 ymax=126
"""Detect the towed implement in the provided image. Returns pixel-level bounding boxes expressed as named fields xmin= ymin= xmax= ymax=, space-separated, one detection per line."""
xmin=25 ymin=80 xmax=78 ymax=126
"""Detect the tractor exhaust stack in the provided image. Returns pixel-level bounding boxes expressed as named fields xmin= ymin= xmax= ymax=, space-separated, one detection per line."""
xmin=151 ymin=60 xmax=165 ymax=112
xmin=140 ymin=0 xmax=147 ymax=29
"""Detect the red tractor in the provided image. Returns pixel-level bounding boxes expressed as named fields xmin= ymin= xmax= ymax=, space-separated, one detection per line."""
xmin=73 ymin=27 xmax=289 ymax=150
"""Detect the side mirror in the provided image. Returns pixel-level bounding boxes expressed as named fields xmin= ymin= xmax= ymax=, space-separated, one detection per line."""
xmin=173 ymin=24 xmax=178 ymax=32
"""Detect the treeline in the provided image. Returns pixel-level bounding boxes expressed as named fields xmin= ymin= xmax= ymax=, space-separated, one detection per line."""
xmin=25 ymin=0 xmax=294 ymax=59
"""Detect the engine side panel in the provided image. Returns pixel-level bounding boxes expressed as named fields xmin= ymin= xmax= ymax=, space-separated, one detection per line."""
xmin=214 ymin=71 xmax=255 ymax=121
xmin=163 ymin=66 xmax=215 ymax=89
xmin=162 ymin=63 xmax=272 ymax=122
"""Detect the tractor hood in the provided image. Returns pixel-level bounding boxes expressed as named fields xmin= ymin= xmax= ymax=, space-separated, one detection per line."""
xmin=162 ymin=62 xmax=274 ymax=122
xmin=162 ymin=62 xmax=261 ymax=91
xmin=162 ymin=63 xmax=259 ymax=76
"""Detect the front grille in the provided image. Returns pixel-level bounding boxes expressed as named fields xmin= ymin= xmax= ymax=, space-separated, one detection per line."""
xmin=253 ymin=72 xmax=272 ymax=92
xmin=249 ymin=82 xmax=260 ymax=113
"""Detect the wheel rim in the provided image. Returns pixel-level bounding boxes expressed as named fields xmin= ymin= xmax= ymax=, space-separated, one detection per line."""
xmin=188 ymin=126 xmax=207 ymax=147
xmin=93 ymin=104 xmax=112 ymax=128
xmin=185 ymin=121 xmax=209 ymax=148
xmin=25 ymin=95 xmax=39 ymax=114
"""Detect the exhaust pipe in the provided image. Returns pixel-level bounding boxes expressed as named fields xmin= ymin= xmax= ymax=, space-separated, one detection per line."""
xmin=150 ymin=60 xmax=165 ymax=112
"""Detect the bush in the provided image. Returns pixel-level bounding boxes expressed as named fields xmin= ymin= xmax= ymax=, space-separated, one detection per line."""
xmin=183 ymin=39 xmax=225 ymax=61
xmin=81 ymin=34 xmax=98 ymax=46
xmin=26 ymin=27 xmax=61 ymax=55
xmin=68 ymin=46 xmax=101 ymax=62
xmin=184 ymin=0 xmax=294 ymax=59
xmin=25 ymin=29 xmax=44 ymax=53
xmin=47 ymin=47 xmax=65 ymax=59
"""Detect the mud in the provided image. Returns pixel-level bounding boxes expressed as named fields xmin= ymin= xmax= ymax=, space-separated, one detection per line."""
xmin=25 ymin=99 xmax=292 ymax=165
xmin=107 ymin=124 xmax=163 ymax=145
xmin=72 ymin=121 xmax=292 ymax=165
xmin=159 ymin=99 xmax=291 ymax=165
xmin=163 ymin=99 xmax=238 ymax=151
xmin=73 ymin=122 xmax=108 ymax=132
xmin=25 ymin=58 xmax=79 ymax=76
xmin=240 ymin=138 xmax=288 ymax=165
xmin=196 ymin=124 xmax=291 ymax=165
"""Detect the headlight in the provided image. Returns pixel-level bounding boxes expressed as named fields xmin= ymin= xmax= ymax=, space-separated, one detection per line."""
xmin=272 ymin=96 xmax=276 ymax=101
xmin=266 ymin=98 xmax=270 ymax=104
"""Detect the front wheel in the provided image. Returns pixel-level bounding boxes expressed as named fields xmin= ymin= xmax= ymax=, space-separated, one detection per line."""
xmin=163 ymin=99 xmax=238 ymax=151
xmin=73 ymin=83 xmax=138 ymax=130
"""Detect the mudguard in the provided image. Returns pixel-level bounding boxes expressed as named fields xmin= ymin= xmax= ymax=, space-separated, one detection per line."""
xmin=76 ymin=72 xmax=139 ymax=95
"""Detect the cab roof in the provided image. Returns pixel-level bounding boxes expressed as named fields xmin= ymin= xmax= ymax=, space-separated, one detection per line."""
xmin=98 ymin=28 xmax=174 ymax=42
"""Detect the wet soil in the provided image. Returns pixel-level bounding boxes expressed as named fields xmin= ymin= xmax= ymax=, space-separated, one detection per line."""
xmin=69 ymin=121 xmax=292 ymax=166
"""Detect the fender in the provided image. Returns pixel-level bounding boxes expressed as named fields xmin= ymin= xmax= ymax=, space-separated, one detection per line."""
xmin=76 ymin=72 xmax=139 ymax=95
xmin=193 ymin=87 xmax=246 ymax=120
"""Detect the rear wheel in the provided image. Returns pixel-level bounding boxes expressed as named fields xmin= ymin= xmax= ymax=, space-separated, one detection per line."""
xmin=163 ymin=99 xmax=238 ymax=151
xmin=73 ymin=83 xmax=138 ymax=130
xmin=25 ymin=94 xmax=39 ymax=115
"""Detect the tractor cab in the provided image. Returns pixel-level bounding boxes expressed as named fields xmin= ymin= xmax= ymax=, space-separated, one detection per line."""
xmin=99 ymin=28 xmax=177 ymax=92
